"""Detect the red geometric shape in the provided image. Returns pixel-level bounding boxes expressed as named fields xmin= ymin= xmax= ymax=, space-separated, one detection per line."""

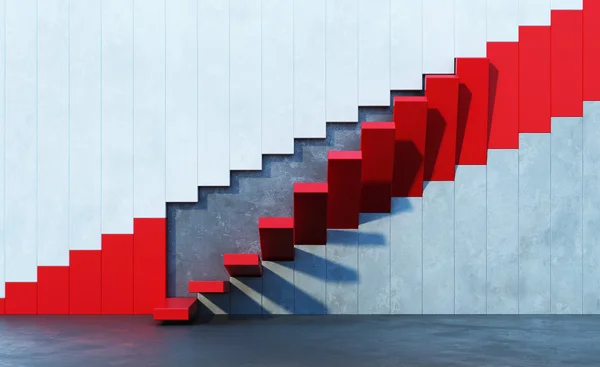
xmin=134 ymin=218 xmax=167 ymax=315
xmin=487 ymin=42 xmax=519 ymax=149
xmin=259 ymin=217 xmax=295 ymax=261
xmin=69 ymin=250 xmax=102 ymax=314
xmin=456 ymin=57 xmax=490 ymax=165
xmin=391 ymin=96 xmax=428 ymax=197
xmin=153 ymin=298 xmax=198 ymax=321
xmin=424 ymin=75 xmax=460 ymax=181
xmin=5 ymin=282 xmax=37 ymax=315
xmin=188 ymin=280 xmax=230 ymax=293
xmin=223 ymin=254 xmax=263 ymax=277
xmin=584 ymin=0 xmax=600 ymax=101
xmin=551 ymin=10 xmax=583 ymax=117
xmin=0 ymin=299 xmax=4 ymax=314
xmin=102 ymin=234 xmax=134 ymax=314
xmin=327 ymin=151 xmax=362 ymax=229
xmin=293 ymin=182 xmax=328 ymax=245
xmin=38 ymin=266 xmax=69 ymax=314
xmin=519 ymin=26 xmax=551 ymax=133
xmin=360 ymin=122 xmax=395 ymax=213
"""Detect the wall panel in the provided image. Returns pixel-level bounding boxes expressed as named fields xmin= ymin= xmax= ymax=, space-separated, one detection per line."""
xmin=487 ymin=150 xmax=519 ymax=314
xmin=390 ymin=198 xmax=422 ymax=314
xmin=487 ymin=0 xmax=519 ymax=42
xmin=230 ymin=0 xmax=262 ymax=170
xmin=133 ymin=0 xmax=166 ymax=218
xmin=166 ymin=0 xmax=198 ymax=203
xmin=326 ymin=0 xmax=358 ymax=122
xmin=455 ymin=166 xmax=486 ymax=314
xmin=326 ymin=230 xmax=358 ymax=314
xmin=197 ymin=0 xmax=230 ymax=186
xmin=550 ymin=117 xmax=583 ymax=314
xmin=293 ymin=0 xmax=326 ymax=138
xmin=455 ymin=0 xmax=487 ymax=57
xmin=0 ymin=0 xmax=5 ymax=303
xmin=261 ymin=0 xmax=294 ymax=154
xmin=519 ymin=0 xmax=551 ymax=25
xmin=583 ymin=102 xmax=600 ymax=313
xmin=4 ymin=0 xmax=38 ymax=283
xmin=518 ymin=133 xmax=551 ymax=314
xmin=423 ymin=0 xmax=455 ymax=74
xmin=70 ymin=0 xmax=102 ymax=251
xmin=102 ymin=0 xmax=134 ymax=234
xmin=390 ymin=0 xmax=422 ymax=90
xmin=422 ymin=182 xmax=454 ymax=314
xmin=358 ymin=0 xmax=390 ymax=106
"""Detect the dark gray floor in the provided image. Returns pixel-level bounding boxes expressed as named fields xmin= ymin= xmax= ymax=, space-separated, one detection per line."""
xmin=0 ymin=315 xmax=599 ymax=367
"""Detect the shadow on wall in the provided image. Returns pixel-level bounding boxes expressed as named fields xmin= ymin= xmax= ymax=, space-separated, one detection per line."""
xmin=166 ymin=69 xmax=497 ymax=314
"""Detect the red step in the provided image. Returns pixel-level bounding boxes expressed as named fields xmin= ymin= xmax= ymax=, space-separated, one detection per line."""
xmin=293 ymin=182 xmax=328 ymax=245
xmin=259 ymin=217 xmax=295 ymax=261
xmin=392 ymin=96 xmax=428 ymax=197
xmin=327 ymin=151 xmax=362 ymax=229
xmin=188 ymin=280 xmax=230 ymax=293
xmin=223 ymin=254 xmax=263 ymax=277
xmin=360 ymin=122 xmax=395 ymax=213
xmin=153 ymin=298 xmax=198 ymax=321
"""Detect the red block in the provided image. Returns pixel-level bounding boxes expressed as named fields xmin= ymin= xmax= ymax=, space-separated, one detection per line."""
xmin=487 ymin=42 xmax=519 ymax=149
xmin=0 ymin=299 xmax=5 ymax=314
xmin=327 ymin=151 xmax=362 ymax=229
xmin=188 ymin=280 xmax=230 ymax=293
xmin=134 ymin=218 xmax=166 ymax=315
xmin=102 ymin=234 xmax=134 ymax=314
xmin=360 ymin=122 xmax=395 ymax=212
xmin=456 ymin=58 xmax=490 ymax=165
xmin=258 ymin=217 xmax=295 ymax=261
xmin=38 ymin=266 xmax=69 ymax=314
xmin=293 ymin=182 xmax=328 ymax=244
xmin=70 ymin=250 xmax=102 ymax=314
xmin=424 ymin=75 xmax=459 ymax=181
xmin=391 ymin=96 xmax=428 ymax=197
xmin=519 ymin=26 xmax=551 ymax=133
xmin=5 ymin=282 xmax=37 ymax=315
xmin=551 ymin=10 xmax=583 ymax=117
xmin=223 ymin=254 xmax=263 ymax=277
xmin=153 ymin=298 xmax=198 ymax=321
xmin=584 ymin=0 xmax=600 ymax=101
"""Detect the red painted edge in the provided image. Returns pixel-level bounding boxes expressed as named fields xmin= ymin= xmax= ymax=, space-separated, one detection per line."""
xmin=392 ymin=96 xmax=428 ymax=197
xmin=102 ymin=234 xmax=134 ymax=314
xmin=424 ymin=74 xmax=460 ymax=180
xmin=188 ymin=280 xmax=230 ymax=293
xmin=584 ymin=0 xmax=600 ymax=101
xmin=456 ymin=57 xmax=490 ymax=165
xmin=38 ymin=266 xmax=69 ymax=315
xmin=519 ymin=26 xmax=551 ymax=133
xmin=5 ymin=282 xmax=37 ymax=315
xmin=0 ymin=299 xmax=5 ymax=314
xmin=487 ymin=42 xmax=519 ymax=149
xmin=223 ymin=254 xmax=263 ymax=277
xmin=70 ymin=250 xmax=102 ymax=315
xmin=551 ymin=10 xmax=583 ymax=117
xmin=134 ymin=218 xmax=167 ymax=315
xmin=259 ymin=220 xmax=295 ymax=261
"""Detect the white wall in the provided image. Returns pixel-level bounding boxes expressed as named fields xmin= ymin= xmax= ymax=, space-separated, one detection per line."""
xmin=0 ymin=0 xmax=584 ymax=287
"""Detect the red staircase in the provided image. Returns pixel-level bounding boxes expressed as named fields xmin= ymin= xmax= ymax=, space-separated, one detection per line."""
xmin=154 ymin=5 xmax=593 ymax=321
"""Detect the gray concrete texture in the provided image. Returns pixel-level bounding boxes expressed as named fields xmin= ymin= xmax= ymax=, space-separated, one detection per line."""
xmin=167 ymin=97 xmax=600 ymax=316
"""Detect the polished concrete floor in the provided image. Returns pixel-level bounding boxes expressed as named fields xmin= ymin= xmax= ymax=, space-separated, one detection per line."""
xmin=0 ymin=315 xmax=599 ymax=367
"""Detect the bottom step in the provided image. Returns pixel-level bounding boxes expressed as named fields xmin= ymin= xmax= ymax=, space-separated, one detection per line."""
xmin=153 ymin=298 xmax=199 ymax=321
